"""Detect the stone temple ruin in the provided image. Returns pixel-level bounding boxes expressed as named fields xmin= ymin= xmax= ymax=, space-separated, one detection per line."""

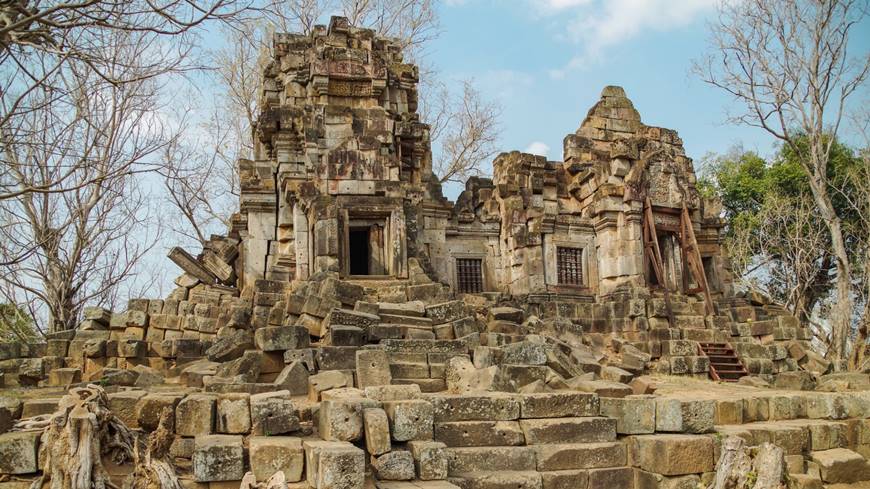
xmin=1 ymin=16 xmax=870 ymax=489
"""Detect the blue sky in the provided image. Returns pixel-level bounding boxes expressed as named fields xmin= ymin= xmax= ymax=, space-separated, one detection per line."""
xmin=425 ymin=0 xmax=870 ymax=197
xmin=141 ymin=0 xmax=869 ymax=297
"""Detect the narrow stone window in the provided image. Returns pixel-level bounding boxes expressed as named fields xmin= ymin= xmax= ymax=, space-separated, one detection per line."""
xmin=557 ymin=247 xmax=584 ymax=286
xmin=456 ymin=258 xmax=484 ymax=294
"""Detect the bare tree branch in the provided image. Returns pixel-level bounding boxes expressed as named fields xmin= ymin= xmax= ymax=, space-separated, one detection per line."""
xmin=695 ymin=0 xmax=870 ymax=363
xmin=431 ymin=80 xmax=502 ymax=184
xmin=0 ymin=32 xmax=170 ymax=333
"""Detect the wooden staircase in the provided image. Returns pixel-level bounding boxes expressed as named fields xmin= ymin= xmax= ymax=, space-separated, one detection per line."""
xmin=698 ymin=342 xmax=748 ymax=382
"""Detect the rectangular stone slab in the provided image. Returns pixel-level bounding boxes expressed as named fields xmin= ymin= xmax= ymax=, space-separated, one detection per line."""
xmin=431 ymin=394 xmax=520 ymax=422
xmin=519 ymin=417 xmax=616 ymax=444
xmin=534 ymin=442 xmax=626 ymax=471
xmin=444 ymin=446 xmax=537 ymax=475
xmin=434 ymin=420 xmax=525 ymax=447
xmin=518 ymin=392 xmax=599 ymax=418
xmin=630 ymin=434 xmax=714 ymax=476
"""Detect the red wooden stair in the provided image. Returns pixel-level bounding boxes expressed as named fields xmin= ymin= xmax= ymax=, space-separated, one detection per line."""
xmin=698 ymin=342 xmax=748 ymax=382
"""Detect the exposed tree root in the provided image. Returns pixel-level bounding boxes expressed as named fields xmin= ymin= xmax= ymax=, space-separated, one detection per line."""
xmin=709 ymin=436 xmax=791 ymax=489
xmin=124 ymin=408 xmax=182 ymax=489
xmin=17 ymin=385 xmax=136 ymax=489
xmin=240 ymin=471 xmax=288 ymax=489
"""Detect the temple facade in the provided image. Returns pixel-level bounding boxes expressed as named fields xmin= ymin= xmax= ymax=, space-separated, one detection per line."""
xmin=237 ymin=16 xmax=732 ymax=309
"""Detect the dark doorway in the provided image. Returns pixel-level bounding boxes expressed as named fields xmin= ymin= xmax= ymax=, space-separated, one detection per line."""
xmin=349 ymin=228 xmax=369 ymax=275
xmin=702 ymin=256 xmax=718 ymax=292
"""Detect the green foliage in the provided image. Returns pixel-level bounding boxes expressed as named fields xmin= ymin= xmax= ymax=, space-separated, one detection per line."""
xmin=706 ymin=150 xmax=770 ymax=218
xmin=745 ymin=470 xmax=758 ymax=486
xmin=701 ymin=135 xmax=864 ymax=320
xmin=0 ymin=303 xmax=38 ymax=342
xmin=704 ymin=135 xmax=863 ymax=246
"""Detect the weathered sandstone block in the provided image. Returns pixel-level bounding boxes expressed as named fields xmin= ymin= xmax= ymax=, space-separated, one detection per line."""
xmin=250 ymin=390 xmax=299 ymax=435
xmin=249 ymin=436 xmax=304 ymax=482
xmin=0 ymin=431 xmax=39 ymax=474
xmin=384 ymin=399 xmax=434 ymax=441
xmin=363 ymin=408 xmax=391 ymax=455
xmin=408 ymin=440 xmax=448 ymax=480
xmin=216 ymin=393 xmax=251 ymax=434
xmin=175 ymin=393 xmax=216 ymax=437
xmin=630 ymin=434 xmax=714 ymax=476
xmin=193 ymin=435 xmax=245 ymax=482
xmin=372 ymin=450 xmax=415 ymax=480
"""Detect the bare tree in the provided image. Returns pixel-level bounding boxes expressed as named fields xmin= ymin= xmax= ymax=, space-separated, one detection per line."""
xmin=285 ymin=0 xmax=334 ymax=34
xmin=845 ymin=110 xmax=870 ymax=369
xmin=429 ymin=80 xmax=502 ymax=184
xmin=696 ymin=0 xmax=870 ymax=363
xmin=0 ymin=0 xmax=257 ymax=200
xmin=160 ymin=111 xmax=238 ymax=245
xmin=155 ymin=21 xmax=265 ymax=240
xmin=338 ymin=0 xmax=438 ymax=53
xmin=848 ymin=148 xmax=870 ymax=368
xmin=0 ymin=35 xmax=169 ymax=333
xmin=726 ymin=193 xmax=832 ymax=348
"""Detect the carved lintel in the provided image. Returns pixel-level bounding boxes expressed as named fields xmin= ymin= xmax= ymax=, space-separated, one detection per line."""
xmin=167 ymin=247 xmax=216 ymax=284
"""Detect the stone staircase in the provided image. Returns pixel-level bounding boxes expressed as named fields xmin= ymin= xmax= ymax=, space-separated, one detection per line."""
xmin=698 ymin=342 xmax=747 ymax=382
xmin=427 ymin=393 xmax=631 ymax=489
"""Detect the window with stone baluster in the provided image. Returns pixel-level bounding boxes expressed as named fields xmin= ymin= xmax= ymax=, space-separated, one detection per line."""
xmin=556 ymin=247 xmax=584 ymax=286
xmin=455 ymin=258 xmax=484 ymax=294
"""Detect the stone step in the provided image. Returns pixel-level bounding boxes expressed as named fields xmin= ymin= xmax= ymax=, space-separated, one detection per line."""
xmin=811 ymin=448 xmax=870 ymax=484
xmin=485 ymin=320 xmax=528 ymax=335
xmin=487 ymin=307 xmax=524 ymax=323
xmin=380 ymin=313 xmax=434 ymax=327
xmin=370 ymin=324 xmax=405 ymax=341
xmin=448 ymin=471 xmax=541 ymax=489
xmin=519 ymin=417 xmax=617 ymax=444
xmin=385 ymin=323 xmax=434 ymax=333
xmin=390 ymin=362 xmax=431 ymax=379
xmin=377 ymin=301 xmax=426 ymax=317
xmin=435 ymin=420 xmax=526 ymax=447
xmin=393 ymin=378 xmax=446 ymax=393
xmin=404 ymin=328 xmax=436 ymax=340
xmin=371 ymin=324 xmax=436 ymax=341
xmin=431 ymin=394 xmax=521 ymax=422
xmin=382 ymin=339 xmax=470 ymax=354
xmin=532 ymin=442 xmax=626 ymax=471
xmin=445 ymin=446 xmax=538 ymax=474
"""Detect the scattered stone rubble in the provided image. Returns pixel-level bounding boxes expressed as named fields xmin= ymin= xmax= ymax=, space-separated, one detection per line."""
xmin=0 ymin=15 xmax=868 ymax=489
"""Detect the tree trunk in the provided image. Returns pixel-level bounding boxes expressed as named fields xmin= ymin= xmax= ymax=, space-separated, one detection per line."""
xmin=126 ymin=408 xmax=183 ymax=489
xmin=807 ymin=167 xmax=853 ymax=364
xmin=17 ymin=385 xmax=136 ymax=489
xmin=850 ymin=305 xmax=869 ymax=371
xmin=240 ymin=471 xmax=288 ymax=489
xmin=824 ymin=209 xmax=853 ymax=364
xmin=708 ymin=436 xmax=788 ymax=489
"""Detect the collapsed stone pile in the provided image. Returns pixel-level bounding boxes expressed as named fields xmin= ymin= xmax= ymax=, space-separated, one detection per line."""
xmin=0 ymin=275 xmax=867 ymax=488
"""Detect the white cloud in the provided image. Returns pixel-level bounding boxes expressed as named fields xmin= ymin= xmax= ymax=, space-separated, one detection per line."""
xmin=524 ymin=141 xmax=550 ymax=157
xmin=541 ymin=0 xmax=716 ymax=77
xmin=539 ymin=0 xmax=594 ymax=10
xmin=473 ymin=69 xmax=535 ymax=100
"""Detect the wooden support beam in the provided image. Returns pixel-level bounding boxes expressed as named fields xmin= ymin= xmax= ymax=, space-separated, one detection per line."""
xmin=644 ymin=197 xmax=674 ymax=327
xmin=681 ymin=203 xmax=715 ymax=315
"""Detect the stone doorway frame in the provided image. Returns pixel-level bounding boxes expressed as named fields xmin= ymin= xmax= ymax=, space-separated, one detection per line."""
xmin=337 ymin=197 xmax=408 ymax=279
